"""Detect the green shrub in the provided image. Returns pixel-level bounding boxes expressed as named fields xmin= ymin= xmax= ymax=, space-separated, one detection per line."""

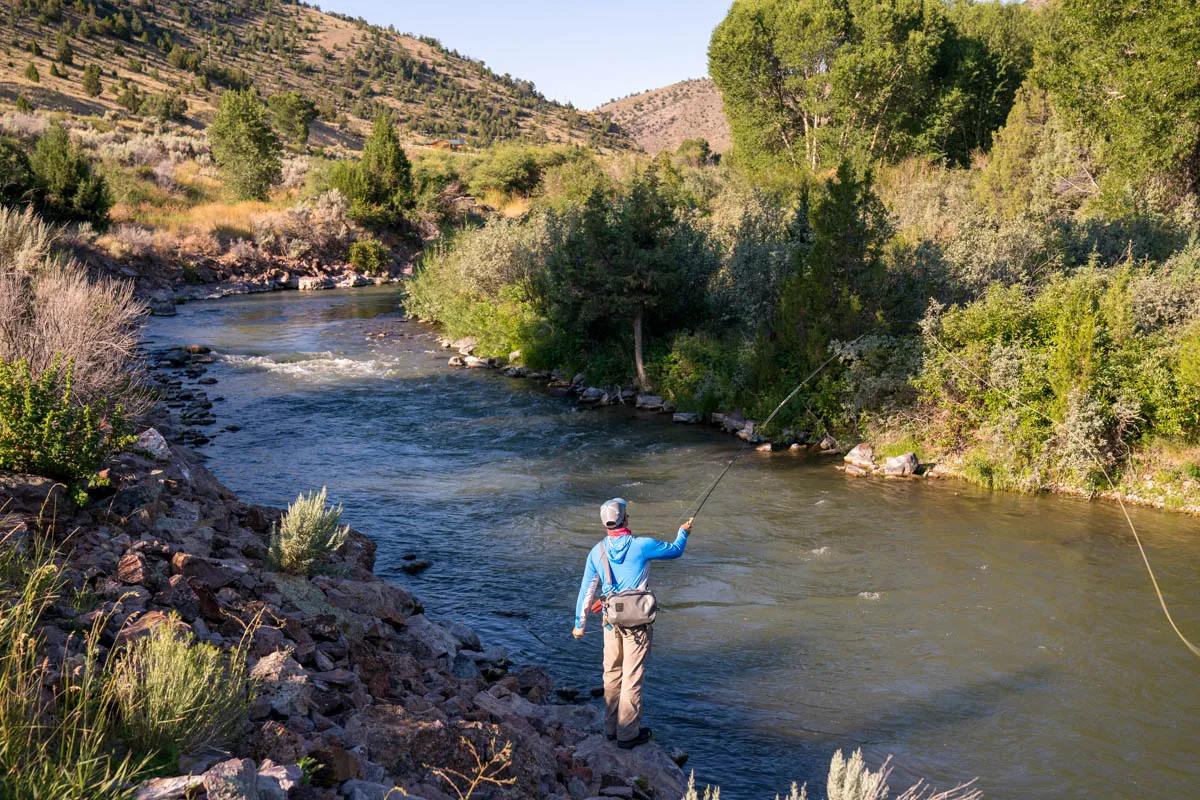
xmin=23 ymin=63 xmax=39 ymax=82
xmin=348 ymin=237 xmax=389 ymax=275
xmin=208 ymin=89 xmax=282 ymax=200
xmin=327 ymin=112 xmax=412 ymax=225
xmin=268 ymin=487 xmax=348 ymax=576
xmin=111 ymin=621 xmax=254 ymax=763
xmin=29 ymin=122 xmax=112 ymax=228
xmin=0 ymin=359 xmax=132 ymax=488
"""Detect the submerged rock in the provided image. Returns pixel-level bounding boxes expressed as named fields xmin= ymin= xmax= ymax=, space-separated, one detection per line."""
xmin=672 ymin=412 xmax=702 ymax=424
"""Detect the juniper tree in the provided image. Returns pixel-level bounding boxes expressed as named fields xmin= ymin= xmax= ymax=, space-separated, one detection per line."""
xmin=208 ymin=89 xmax=282 ymax=200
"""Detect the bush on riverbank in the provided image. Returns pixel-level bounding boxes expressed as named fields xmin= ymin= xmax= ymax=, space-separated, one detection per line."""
xmin=268 ymin=487 xmax=349 ymax=576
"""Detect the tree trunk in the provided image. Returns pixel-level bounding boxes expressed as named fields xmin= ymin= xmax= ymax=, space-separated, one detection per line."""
xmin=633 ymin=309 xmax=649 ymax=390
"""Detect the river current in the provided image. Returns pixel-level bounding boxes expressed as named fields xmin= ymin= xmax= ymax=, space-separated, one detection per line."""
xmin=146 ymin=287 xmax=1200 ymax=799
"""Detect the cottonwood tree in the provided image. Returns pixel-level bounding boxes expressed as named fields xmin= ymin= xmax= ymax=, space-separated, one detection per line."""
xmin=709 ymin=0 xmax=1035 ymax=173
xmin=208 ymin=89 xmax=282 ymax=200
xmin=1038 ymin=0 xmax=1200 ymax=202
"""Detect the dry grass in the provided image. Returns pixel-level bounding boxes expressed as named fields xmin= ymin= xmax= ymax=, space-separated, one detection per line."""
xmin=0 ymin=207 xmax=147 ymax=411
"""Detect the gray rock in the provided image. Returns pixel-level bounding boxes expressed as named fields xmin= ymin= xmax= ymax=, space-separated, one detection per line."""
xmin=844 ymin=442 xmax=875 ymax=470
xmin=257 ymin=764 xmax=302 ymax=800
xmin=572 ymin=735 xmax=686 ymax=800
xmin=134 ymin=775 xmax=204 ymax=800
xmin=340 ymin=780 xmax=394 ymax=800
xmin=203 ymin=758 xmax=259 ymax=800
xmin=883 ymin=452 xmax=919 ymax=477
xmin=817 ymin=434 xmax=838 ymax=451
xmin=672 ymin=412 xmax=702 ymax=424
xmin=450 ymin=653 xmax=481 ymax=679
xmin=250 ymin=651 xmax=312 ymax=717
xmin=445 ymin=620 xmax=482 ymax=651
xmin=134 ymin=428 xmax=172 ymax=461
xmin=404 ymin=614 xmax=460 ymax=660
xmin=634 ymin=394 xmax=665 ymax=411
xmin=463 ymin=355 xmax=490 ymax=368
xmin=579 ymin=387 xmax=606 ymax=404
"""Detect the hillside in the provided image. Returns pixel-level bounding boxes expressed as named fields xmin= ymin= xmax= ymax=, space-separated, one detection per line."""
xmin=0 ymin=0 xmax=629 ymax=150
xmin=596 ymin=78 xmax=731 ymax=155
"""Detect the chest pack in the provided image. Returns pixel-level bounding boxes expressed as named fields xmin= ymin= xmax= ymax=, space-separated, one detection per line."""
xmin=599 ymin=539 xmax=658 ymax=628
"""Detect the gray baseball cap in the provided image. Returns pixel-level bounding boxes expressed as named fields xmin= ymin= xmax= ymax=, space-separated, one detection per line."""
xmin=600 ymin=497 xmax=628 ymax=529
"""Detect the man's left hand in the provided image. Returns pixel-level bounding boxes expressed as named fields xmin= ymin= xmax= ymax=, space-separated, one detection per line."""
xmin=572 ymin=627 xmax=584 ymax=639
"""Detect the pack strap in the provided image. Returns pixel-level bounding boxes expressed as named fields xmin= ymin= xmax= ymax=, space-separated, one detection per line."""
xmin=598 ymin=539 xmax=616 ymax=592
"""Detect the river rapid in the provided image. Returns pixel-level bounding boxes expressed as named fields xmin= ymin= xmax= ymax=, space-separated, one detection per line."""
xmin=146 ymin=287 xmax=1200 ymax=799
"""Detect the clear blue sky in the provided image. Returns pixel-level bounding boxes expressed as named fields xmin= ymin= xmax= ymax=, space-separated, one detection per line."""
xmin=317 ymin=0 xmax=733 ymax=109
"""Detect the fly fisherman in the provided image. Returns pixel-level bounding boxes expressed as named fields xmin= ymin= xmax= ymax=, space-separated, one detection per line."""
xmin=573 ymin=498 xmax=691 ymax=749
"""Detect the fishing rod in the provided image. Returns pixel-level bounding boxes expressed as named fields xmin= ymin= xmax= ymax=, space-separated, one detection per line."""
xmin=678 ymin=335 xmax=864 ymax=525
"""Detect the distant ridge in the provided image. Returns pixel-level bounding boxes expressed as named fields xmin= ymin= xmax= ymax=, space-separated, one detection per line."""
xmin=595 ymin=78 xmax=731 ymax=155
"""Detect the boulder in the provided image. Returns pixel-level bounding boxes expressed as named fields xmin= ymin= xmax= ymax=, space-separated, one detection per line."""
xmin=672 ymin=412 xmax=701 ymax=424
xmin=817 ymin=434 xmax=838 ymax=452
xmin=298 ymin=276 xmax=334 ymax=291
xmin=341 ymin=780 xmax=396 ymax=800
xmin=404 ymin=614 xmax=460 ymax=660
xmin=444 ymin=620 xmax=482 ymax=652
xmin=579 ymin=387 xmax=606 ymax=405
xmin=134 ymin=428 xmax=173 ymax=461
xmin=318 ymin=577 xmax=414 ymax=627
xmin=0 ymin=472 xmax=66 ymax=514
xmin=447 ymin=356 xmax=464 ymax=367
xmin=203 ymin=758 xmax=259 ymax=800
xmin=453 ymin=337 xmax=477 ymax=355
xmin=115 ymin=552 xmax=151 ymax=585
xmin=843 ymin=443 xmax=875 ymax=471
xmin=116 ymin=610 xmax=188 ymax=645
xmin=462 ymin=355 xmax=490 ymax=369
xmin=170 ymin=552 xmax=246 ymax=590
xmin=256 ymin=762 xmax=301 ymax=800
xmin=250 ymin=720 xmax=309 ymax=763
xmin=251 ymin=651 xmax=312 ymax=717
xmin=343 ymin=704 xmax=459 ymax=779
xmin=572 ymin=735 xmax=687 ymax=800
xmin=134 ymin=775 xmax=205 ymax=800
xmin=883 ymin=452 xmax=919 ymax=477
xmin=634 ymin=395 xmax=665 ymax=411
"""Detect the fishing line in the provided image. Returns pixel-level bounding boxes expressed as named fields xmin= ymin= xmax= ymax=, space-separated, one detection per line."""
xmin=927 ymin=332 xmax=1200 ymax=659
xmin=677 ymin=335 xmax=865 ymax=525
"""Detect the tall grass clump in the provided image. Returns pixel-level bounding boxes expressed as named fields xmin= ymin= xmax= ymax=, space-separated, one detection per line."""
xmin=686 ymin=749 xmax=981 ymax=800
xmin=111 ymin=620 xmax=255 ymax=764
xmin=0 ymin=531 xmax=150 ymax=799
xmin=268 ymin=486 xmax=349 ymax=576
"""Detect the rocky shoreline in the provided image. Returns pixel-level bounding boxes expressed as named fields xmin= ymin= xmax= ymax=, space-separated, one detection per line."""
xmin=1 ymin=343 xmax=691 ymax=800
xmin=435 ymin=335 xmax=1200 ymax=514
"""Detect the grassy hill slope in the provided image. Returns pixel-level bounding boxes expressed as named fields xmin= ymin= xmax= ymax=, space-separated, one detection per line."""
xmin=0 ymin=0 xmax=629 ymax=150
xmin=596 ymin=78 xmax=730 ymax=155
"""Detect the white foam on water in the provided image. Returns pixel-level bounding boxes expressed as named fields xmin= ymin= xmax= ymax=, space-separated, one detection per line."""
xmin=810 ymin=546 xmax=830 ymax=556
xmin=221 ymin=351 xmax=402 ymax=381
xmin=857 ymin=591 xmax=881 ymax=600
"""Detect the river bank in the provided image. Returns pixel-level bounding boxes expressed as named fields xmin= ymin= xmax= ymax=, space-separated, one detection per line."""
xmin=432 ymin=333 xmax=1200 ymax=517
xmin=0 ymin=339 xmax=690 ymax=800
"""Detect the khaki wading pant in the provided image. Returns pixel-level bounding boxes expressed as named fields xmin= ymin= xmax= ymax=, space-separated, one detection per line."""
xmin=602 ymin=623 xmax=652 ymax=742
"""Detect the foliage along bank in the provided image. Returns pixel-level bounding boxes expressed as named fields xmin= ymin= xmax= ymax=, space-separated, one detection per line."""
xmin=405 ymin=0 xmax=1200 ymax=511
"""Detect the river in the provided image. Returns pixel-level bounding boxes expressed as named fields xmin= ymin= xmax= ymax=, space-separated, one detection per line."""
xmin=146 ymin=286 xmax=1200 ymax=799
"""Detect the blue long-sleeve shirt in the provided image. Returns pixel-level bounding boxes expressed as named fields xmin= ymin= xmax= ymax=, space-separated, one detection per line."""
xmin=574 ymin=528 xmax=688 ymax=630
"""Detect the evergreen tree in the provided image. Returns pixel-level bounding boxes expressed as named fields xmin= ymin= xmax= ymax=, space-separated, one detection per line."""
xmin=28 ymin=123 xmax=112 ymax=228
xmin=24 ymin=63 xmax=40 ymax=83
xmin=81 ymin=63 xmax=102 ymax=97
xmin=208 ymin=89 xmax=282 ymax=200
xmin=267 ymin=91 xmax=318 ymax=142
